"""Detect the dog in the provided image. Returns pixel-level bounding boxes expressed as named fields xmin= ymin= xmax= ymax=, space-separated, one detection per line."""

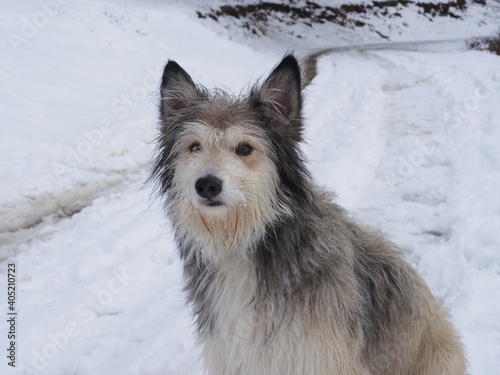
xmin=150 ymin=54 xmax=467 ymax=374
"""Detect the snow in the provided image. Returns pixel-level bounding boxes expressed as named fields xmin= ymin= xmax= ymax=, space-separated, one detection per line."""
xmin=1 ymin=1 xmax=500 ymax=374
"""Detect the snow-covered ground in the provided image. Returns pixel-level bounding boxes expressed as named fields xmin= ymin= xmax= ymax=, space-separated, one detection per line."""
xmin=1 ymin=1 xmax=499 ymax=374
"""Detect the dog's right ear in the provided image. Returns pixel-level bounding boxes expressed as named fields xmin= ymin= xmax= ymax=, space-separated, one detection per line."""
xmin=160 ymin=60 xmax=199 ymax=114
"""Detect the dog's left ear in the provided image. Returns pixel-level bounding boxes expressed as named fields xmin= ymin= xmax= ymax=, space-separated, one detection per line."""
xmin=253 ymin=54 xmax=302 ymax=138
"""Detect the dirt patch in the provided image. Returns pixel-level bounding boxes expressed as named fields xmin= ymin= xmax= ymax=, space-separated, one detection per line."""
xmin=468 ymin=32 xmax=500 ymax=55
xmin=197 ymin=1 xmax=471 ymax=36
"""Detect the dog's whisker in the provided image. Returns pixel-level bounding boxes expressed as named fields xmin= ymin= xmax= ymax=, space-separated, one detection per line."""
xmin=229 ymin=210 xmax=239 ymax=250
xmin=199 ymin=211 xmax=215 ymax=239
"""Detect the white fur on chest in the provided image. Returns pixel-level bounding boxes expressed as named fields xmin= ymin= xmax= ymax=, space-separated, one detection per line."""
xmin=201 ymin=256 xmax=262 ymax=374
xmin=199 ymin=256 xmax=362 ymax=375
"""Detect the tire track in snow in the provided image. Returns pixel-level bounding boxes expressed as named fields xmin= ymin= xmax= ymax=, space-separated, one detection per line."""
xmin=300 ymin=36 xmax=487 ymax=87
xmin=0 ymin=166 xmax=147 ymax=262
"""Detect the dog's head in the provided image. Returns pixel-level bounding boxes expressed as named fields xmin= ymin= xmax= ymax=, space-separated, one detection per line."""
xmin=152 ymin=55 xmax=310 ymax=255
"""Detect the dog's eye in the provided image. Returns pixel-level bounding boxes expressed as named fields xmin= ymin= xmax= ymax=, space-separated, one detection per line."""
xmin=235 ymin=143 xmax=253 ymax=156
xmin=189 ymin=142 xmax=201 ymax=153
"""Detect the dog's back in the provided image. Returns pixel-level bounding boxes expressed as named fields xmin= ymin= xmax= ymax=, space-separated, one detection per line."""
xmin=151 ymin=55 xmax=467 ymax=374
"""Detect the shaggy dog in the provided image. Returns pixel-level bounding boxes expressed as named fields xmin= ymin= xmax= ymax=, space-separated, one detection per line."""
xmin=151 ymin=54 xmax=467 ymax=374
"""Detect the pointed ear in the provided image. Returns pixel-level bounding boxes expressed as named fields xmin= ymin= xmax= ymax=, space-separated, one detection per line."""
xmin=160 ymin=60 xmax=200 ymax=113
xmin=255 ymin=54 xmax=302 ymax=121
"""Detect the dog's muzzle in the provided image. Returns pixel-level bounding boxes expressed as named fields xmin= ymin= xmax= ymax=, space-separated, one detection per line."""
xmin=195 ymin=175 xmax=223 ymax=206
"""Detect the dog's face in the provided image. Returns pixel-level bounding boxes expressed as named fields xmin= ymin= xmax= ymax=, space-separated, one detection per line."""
xmin=170 ymin=117 xmax=275 ymax=218
xmin=152 ymin=55 xmax=307 ymax=254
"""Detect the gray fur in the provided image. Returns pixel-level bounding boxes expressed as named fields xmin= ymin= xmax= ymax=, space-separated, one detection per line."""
xmin=151 ymin=55 xmax=467 ymax=374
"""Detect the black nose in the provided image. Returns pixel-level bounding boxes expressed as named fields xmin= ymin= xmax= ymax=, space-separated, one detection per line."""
xmin=195 ymin=175 xmax=222 ymax=199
